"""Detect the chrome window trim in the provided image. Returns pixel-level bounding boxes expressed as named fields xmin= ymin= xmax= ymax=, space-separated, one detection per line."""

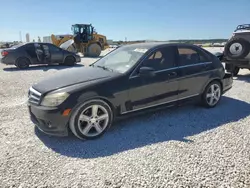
xmin=121 ymin=93 xmax=199 ymax=114
xmin=129 ymin=61 xmax=212 ymax=79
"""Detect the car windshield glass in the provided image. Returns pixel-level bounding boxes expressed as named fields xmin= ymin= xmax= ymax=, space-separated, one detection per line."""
xmin=72 ymin=25 xmax=80 ymax=35
xmin=92 ymin=45 xmax=150 ymax=73
xmin=235 ymin=24 xmax=250 ymax=31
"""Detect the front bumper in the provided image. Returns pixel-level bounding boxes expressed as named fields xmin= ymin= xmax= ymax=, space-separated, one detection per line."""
xmin=222 ymin=73 xmax=233 ymax=94
xmin=75 ymin=55 xmax=81 ymax=63
xmin=28 ymin=103 xmax=70 ymax=136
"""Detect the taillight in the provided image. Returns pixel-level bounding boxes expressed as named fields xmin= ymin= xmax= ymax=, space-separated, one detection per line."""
xmin=1 ymin=51 xmax=9 ymax=56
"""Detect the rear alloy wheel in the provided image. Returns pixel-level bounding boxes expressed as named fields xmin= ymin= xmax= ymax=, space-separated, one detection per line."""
xmin=202 ymin=81 xmax=222 ymax=108
xmin=69 ymin=100 xmax=113 ymax=140
xmin=64 ymin=56 xmax=76 ymax=66
xmin=16 ymin=57 xmax=30 ymax=69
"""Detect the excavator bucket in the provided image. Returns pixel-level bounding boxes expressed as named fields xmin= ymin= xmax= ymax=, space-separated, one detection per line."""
xmin=51 ymin=34 xmax=59 ymax=46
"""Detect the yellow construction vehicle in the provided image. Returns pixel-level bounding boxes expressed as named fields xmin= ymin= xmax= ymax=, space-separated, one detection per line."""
xmin=51 ymin=24 xmax=109 ymax=57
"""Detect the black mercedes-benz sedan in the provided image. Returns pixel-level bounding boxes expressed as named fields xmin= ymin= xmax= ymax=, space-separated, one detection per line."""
xmin=27 ymin=42 xmax=233 ymax=140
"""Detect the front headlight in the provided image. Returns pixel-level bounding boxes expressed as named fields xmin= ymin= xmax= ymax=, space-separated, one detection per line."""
xmin=41 ymin=92 xmax=70 ymax=107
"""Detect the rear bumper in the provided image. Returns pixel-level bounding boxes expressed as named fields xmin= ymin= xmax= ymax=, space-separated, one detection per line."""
xmin=0 ymin=57 xmax=6 ymax=64
xmin=28 ymin=103 xmax=70 ymax=136
xmin=222 ymin=73 xmax=233 ymax=94
xmin=0 ymin=57 xmax=15 ymax=65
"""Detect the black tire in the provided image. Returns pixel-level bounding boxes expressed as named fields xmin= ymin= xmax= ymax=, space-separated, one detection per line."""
xmin=69 ymin=99 xmax=113 ymax=140
xmin=224 ymin=38 xmax=250 ymax=59
xmin=201 ymin=81 xmax=222 ymax=108
xmin=225 ymin=64 xmax=240 ymax=76
xmin=87 ymin=43 xmax=101 ymax=57
xmin=16 ymin=57 xmax=30 ymax=69
xmin=64 ymin=56 xmax=76 ymax=66
xmin=232 ymin=66 xmax=240 ymax=76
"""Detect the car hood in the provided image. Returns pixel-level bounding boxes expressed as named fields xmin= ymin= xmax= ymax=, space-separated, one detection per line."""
xmin=32 ymin=66 xmax=120 ymax=93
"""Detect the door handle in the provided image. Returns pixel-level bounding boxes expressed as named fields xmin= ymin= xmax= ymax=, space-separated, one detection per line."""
xmin=203 ymin=63 xmax=210 ymax=70
xmin=168 ymin=72 xmax=177 ymax=77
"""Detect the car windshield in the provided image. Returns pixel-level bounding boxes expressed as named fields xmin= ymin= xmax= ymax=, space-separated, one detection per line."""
xmin=71 ymin=25 xmax=80 ymax=35
xmin=235 ymin=24 xmax=250 ymax=31
xmin=92 ymin=45 xmax=150 ymax=73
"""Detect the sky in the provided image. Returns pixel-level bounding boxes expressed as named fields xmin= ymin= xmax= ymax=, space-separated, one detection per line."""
xmin=1 ymin=0 xmax=250 ymax=42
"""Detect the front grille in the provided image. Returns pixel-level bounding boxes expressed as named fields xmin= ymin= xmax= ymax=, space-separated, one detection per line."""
xmin=28 ymin=87 xmax=42 ymax=105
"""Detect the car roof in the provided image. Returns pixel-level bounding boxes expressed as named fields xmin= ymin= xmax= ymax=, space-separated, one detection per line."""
xmin=120 ymin=42 xmax=199 ymax=50
xmin=24 ymin=42 xmax=53 ymax=45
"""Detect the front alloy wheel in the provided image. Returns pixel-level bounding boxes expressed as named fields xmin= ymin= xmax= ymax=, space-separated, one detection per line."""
xmin=69 ymin=100 xmax=113 ymax=140
xmin=202 ymin=81 xmax=222 ymax=108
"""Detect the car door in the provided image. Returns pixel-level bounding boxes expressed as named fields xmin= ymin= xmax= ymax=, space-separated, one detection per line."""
xmin=40 ymin=44 xmax=52 ymax=64
xmin=23 ymin=43 xmax=38 ymax=64
xmin=128 ymin=45 xmax=180 ymax=111
xmin=177 ymin=45 xmax=213 ymax=99
xmin=47 ymin=44 xmax=64 ymax=63
xmin=34 ymin=43 xmax=45 ymax=64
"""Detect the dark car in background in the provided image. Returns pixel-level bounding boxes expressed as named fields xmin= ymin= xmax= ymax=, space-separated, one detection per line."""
xmin=27 ymin=42 xmax=233 ymax=140
xmin=1 ymin=42 xmax=81 ymax=69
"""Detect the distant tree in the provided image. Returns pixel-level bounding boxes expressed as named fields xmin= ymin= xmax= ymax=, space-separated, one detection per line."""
xmin=38 ymin=37 xmax=41 ymax=42
xmin=33 ymin=39 xmax=35 ymax=42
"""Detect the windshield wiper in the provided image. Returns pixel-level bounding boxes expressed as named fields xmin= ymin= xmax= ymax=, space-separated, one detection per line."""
xmin=95 ymin=65 xmax=114 ymax=72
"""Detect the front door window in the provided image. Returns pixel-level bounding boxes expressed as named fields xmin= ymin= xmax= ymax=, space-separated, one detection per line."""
xmin=141 ymin=46 xmax=177 ymax=72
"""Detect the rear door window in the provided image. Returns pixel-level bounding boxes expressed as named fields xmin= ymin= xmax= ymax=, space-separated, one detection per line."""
xmin=178 ymin=47 xmax=209 ymax=66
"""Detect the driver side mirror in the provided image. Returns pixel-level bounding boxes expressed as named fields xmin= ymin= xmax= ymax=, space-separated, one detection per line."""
xmin=139 ymin=66 xmax=155 ymax=77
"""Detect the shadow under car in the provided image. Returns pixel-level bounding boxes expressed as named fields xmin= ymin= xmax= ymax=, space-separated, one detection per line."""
xmin=35 ymin=96 xmax=250 ymax=159
xmin=3 ymin=64 xmax=84 ymax=72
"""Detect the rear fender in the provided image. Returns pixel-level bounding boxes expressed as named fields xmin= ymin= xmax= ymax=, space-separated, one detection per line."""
xmin=214 ymin=52 xmax=224 ymax=61
xmin=201 ymin=76 xmax=223 ymax=94
xmin=15 ymin=56 xmax=32 ymax=65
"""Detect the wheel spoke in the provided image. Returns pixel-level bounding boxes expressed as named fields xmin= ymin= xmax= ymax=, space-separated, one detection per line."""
xmin=97 ymin=114 xmax=108 ymax=121
xmin=79 ymin=114 xmax=91 ymax=122
xmin=206 ymin=93 xmax=213 ymax=98
xmin=91 ymin=105 xmax=98 ymax=117
xmin=214 ymin=89 xmax=219 ymax=94
xmin=82 ymin=123 xmax=93 ymax=135
xmin=93 ymin=123 xmax=102 ymax=133
xmin=210 ymin=85 xmax=215 ymax=93
xmin=209 ymin=96 xmax=214 ymax=105
xmin=214 ymin=95 xmax=219 ymax=101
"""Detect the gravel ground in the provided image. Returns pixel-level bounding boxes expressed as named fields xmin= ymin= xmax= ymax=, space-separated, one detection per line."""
xmin=0 ymin=47 xmax=250 ymax=188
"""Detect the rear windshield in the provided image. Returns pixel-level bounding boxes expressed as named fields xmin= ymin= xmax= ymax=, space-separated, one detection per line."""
xmin=10 ymin=43 xmax=25 ymax=49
